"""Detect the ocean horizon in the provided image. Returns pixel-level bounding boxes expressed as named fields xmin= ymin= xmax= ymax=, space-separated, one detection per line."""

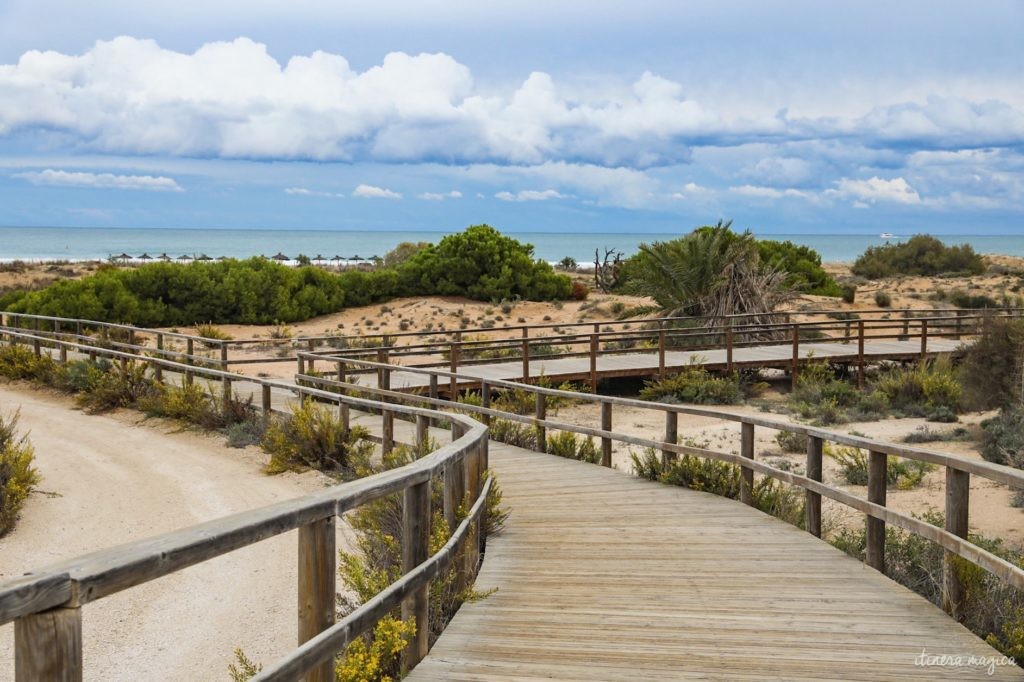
xmin=2 ymin=226 xmax=1024 ymax=264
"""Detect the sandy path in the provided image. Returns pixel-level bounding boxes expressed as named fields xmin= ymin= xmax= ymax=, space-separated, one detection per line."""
xmin=0 ymin=383 xmax=345 ymax=681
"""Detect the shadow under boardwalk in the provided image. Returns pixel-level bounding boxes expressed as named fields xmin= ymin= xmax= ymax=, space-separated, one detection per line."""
xmin=408 ymin=443 xmax=1023 ymax=681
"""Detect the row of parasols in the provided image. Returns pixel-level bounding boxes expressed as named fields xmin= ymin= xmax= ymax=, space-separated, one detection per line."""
xmin=108 ymin=253 xmax=383 ymax=264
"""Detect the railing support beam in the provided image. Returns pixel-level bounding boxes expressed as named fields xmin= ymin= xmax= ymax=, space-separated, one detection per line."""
xmin=15 ymin=606 xmax=82 ymax=682
xmin=297 ymin=516 xmax=336 ymax=682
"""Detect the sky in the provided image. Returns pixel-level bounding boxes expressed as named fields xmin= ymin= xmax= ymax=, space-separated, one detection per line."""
xmin=0 ymin=0 xmax=1022 ymax=235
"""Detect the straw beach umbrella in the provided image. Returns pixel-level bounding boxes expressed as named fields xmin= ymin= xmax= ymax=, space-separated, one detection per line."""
xmin=272 ymin=252 xmax=289 ymax=262
xmin=137 ymin=253 xmax=153 ymax=262
xmin=197 ymin=254 xmax=213 ymax=262
xmin=314 ymin=254 xmax=325 ymax=266
xmin=158 ymin=253 xmax=171 ymax=262
xmin=178 ymin=254 xmax=193 ymax=262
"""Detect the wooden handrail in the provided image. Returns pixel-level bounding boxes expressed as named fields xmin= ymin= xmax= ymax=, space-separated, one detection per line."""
xmin=0 ymin=328 xmax=489 ymax=680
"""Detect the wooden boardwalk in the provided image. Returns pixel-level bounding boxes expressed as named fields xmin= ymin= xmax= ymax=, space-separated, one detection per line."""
xmin=408 ymin=443 xmax=1022 ymax=681
xmin=365 ymin=338 xmax=963 ymax=391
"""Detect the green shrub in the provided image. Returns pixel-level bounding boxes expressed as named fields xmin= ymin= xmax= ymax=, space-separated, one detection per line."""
xmin=757 ymin=238 xmax=843 ymax=297
xmin=980 ymin=405 xmax=1024 ymax=468
xmin=874 ymin=291 xmax=892 ymax=307
xmin=195 ymin=323 xmax=232 ymax=340
xmin=902 ymin=425 xmax=970 ymax=444
xmin=0 ymin=344 xmax=58 ymax=383
xmin=959 ymin=317 xmax=1024 ymax=411
xmin=0 ymin=410 xmax=39 ymax=536
xmin=487 ymin=417 xmax=539 ymax=450
xmin=828 ymin=445 xmax=935 ymax=489
xmin=872 ymin=359 xmax=961 ymax=417
xmin=631 ymin=448 xmax=804 ymax=526
xmin=788 ymin=361 xmax=889 ymax=425
xmin=949 ymin=289 xmax=1000 ymax=309
xmin=398 ymin=225 xmax=571 ymax=302
xmin=262 ymin=399 xmax=374 ymax=475
xmin=851 ymin=235 xmax=986 ymax=279
xmin=775 ymin=430 xmax=808 ymax=453
xmin=546 ymin=431 xmax=600 ymax=463
xmin=640 ymin=365 xmax=744 ymax=404
xmin=840 ymin=284 xmax=856 ymax=304
xmin=76 ymin=361 xmax=156 ymax=413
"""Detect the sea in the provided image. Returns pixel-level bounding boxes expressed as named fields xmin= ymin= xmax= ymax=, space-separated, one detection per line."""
xmin=1 ymin=226 xmax=1023 ymax=264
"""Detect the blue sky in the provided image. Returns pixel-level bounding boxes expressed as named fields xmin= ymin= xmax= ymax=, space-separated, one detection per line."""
xmin=0 ymin=1 xmax=1022 ymax=234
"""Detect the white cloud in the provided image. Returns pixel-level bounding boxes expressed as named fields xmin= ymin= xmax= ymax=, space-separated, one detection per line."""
xmin=417 ymin=190 xmax=462 ymax=200
xmin=829 ymin=176 xmax=921 ymax=205
xmin=285 ymin=187 xmax=343 ymax=197
xmin=3 ymin=37 xmax=1018 ymax=170
xmin=352 ymin=183 xmax=402 ymax=199
xmin=495 ymin=189 xmax=566 ymax=201
xmin=13 ymin=168 xmax=182 ymax=191
xmin=730 ymin=184 xmax=809 ymax=199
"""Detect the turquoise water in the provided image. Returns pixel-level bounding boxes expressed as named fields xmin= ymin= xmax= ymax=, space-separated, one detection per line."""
xmin=2 ymin=227 xmax=1023 ymax=263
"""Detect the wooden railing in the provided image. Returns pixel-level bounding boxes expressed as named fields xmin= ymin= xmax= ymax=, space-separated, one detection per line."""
xmin=6 ymin=309 xmax=1022 ymax=383
xmin=0 ymin=328 xmax=490 ymax=681
xmin=298 ymin=351 xmax=1024 ymax=624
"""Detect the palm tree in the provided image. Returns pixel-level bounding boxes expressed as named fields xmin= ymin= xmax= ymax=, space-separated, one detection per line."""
xmin=630 ymin=221 xmax=792 ymax=325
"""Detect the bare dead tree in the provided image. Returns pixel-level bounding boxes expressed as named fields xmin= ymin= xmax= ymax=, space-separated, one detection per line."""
xmin=594 ymin=247 xmax=623 ymax=293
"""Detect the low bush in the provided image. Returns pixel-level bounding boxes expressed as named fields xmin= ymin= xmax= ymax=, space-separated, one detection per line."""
xmin=639 ymin=365 xmax=745 ymax=405
xmin=261 ymin=399 xmax=374 ymax=476
xmin=788 ymin=362 xmax=889 ymax=425
xmin=828 ymin=445 xmax=935 ymax=489
xmin=851 ymin=235 xmax=985 ymax=279
xmin=569 ymin=282 xmax=589 ymax=301
xmin=0 ymin=410 xmax=39 ymax=536
xmin=980 ymin=405 xmax=1024 ymax=468
xmin=872 ymin=359 xmax=961 ymax=417
xmin=874 ymin=291 xmax=892 ymax=308
xmin=0 ymin=345 xmax=58 ymax=383
xmin=901 ymin=425 xmax=971 ymax=444
xmin=546 ymin=431 xmax=600 ymax=463
xmin=775 ymin=430 xmax=808 ymax=453
xmin=487 ymin=417 xmax=540 ymax=450
xmin=76 ymin=361 xmax=157 ymax=413
xmin=949 ymin=290 xmax=1000 ymax=309
xmin=631 ymin=448 xmax=804 ymax=526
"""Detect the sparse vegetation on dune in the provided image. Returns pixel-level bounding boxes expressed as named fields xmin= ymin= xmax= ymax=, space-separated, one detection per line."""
xmin=851 ymin=234 xmax=986 ymax=279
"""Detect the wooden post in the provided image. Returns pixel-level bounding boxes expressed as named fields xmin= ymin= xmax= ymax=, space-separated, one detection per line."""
xmin=297 ymin=353 xmax=306 ymax=375
xmin=381 ymin=363 xmax=394 ymax=455
xmin=416 ymin=415 xmax=429 ymax=452
xmin=589 ymin=333 xmax=599 ymax=393
xmin=463 ymin=440 xmax=482 ymax=578
xmin=297 ymin=516 xmax=336 ymax=682
xmin=954 ymin=310 xmax=963 ymax=340
xmin=661 ymin=410 xmax=678 ymax=469
xmin=535 ymin=393 xmax=547 ymax=453
xmin=32 ymin=337 xmax=40 ymax=357
xmin=600 ymin=401 xmax=612 ymax=468
xmin=844 ymin=320 xmax=851 ymax=342
xmin=806 ymin=436 xmax=823 ymax=537
xmin=480 ymin=381 xmax=491 ymax=427
xmin=866 ymin=450 xmax=887 ymax=573
xmin=740 ymin=423 xmax=754 ymax=506
xmin=790 ymin=324 xmax=800 ymax=390
xmin=155 ymin=334 xmax=164 ymax=383
xmin=261 ymin=384 xmax=272 ymax=424
xmin=726 ymin=321 xmax=734 ymax=373
xmin=521 ymin=327 xmax=530 ymax=381
xmin=943 ymin=467 xmax=970 ymax=619
xmin=920 ymin=319 xmax=928 ymax=358
xmin=15 ymin=606 xmax=82 ymax=682
xmin=222 ymin=376 xmax=232 ymax=410
xmin=429 ymin=374 xmax=439 ymax=402
xmin=402 ymin=480 xmax=430 ymax=668
xmin=902 ymin=309 xmax=910 ymax=339
xmin=449 ymin=341 xmax=459 ymax=398
xmin=220 ymin=341 xmax=229 ymax=371
xmin=658 ymin=321 xmax=666 ymax=379
xmin=857 ymin=320 xmax=866 ymax=389
xmin=59 ymin=343 xmax=67 ymax=364
xmin=186 ymin=338 xmax=194 ymax=365
xmin=445 ymin=425 xmax=467 ymax=531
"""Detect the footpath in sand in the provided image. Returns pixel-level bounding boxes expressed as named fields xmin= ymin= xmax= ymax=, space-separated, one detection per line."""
xmin=0 ymin=383 xmax=343 ymax=681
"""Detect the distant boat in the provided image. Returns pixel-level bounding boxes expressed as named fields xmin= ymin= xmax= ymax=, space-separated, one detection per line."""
xmin=879 ymin=233 xmax=896 ymax=239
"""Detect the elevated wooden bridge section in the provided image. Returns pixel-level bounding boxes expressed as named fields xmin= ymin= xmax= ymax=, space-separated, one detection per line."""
xmin=1 ymin=312 xmax=1023 ymax=679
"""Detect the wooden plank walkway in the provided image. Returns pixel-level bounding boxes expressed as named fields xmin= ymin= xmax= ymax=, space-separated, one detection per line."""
xmin=408 ymin=443 xmax=1023 ymax=681
xmin=364 ymin=338 xmax=964 ymax=391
